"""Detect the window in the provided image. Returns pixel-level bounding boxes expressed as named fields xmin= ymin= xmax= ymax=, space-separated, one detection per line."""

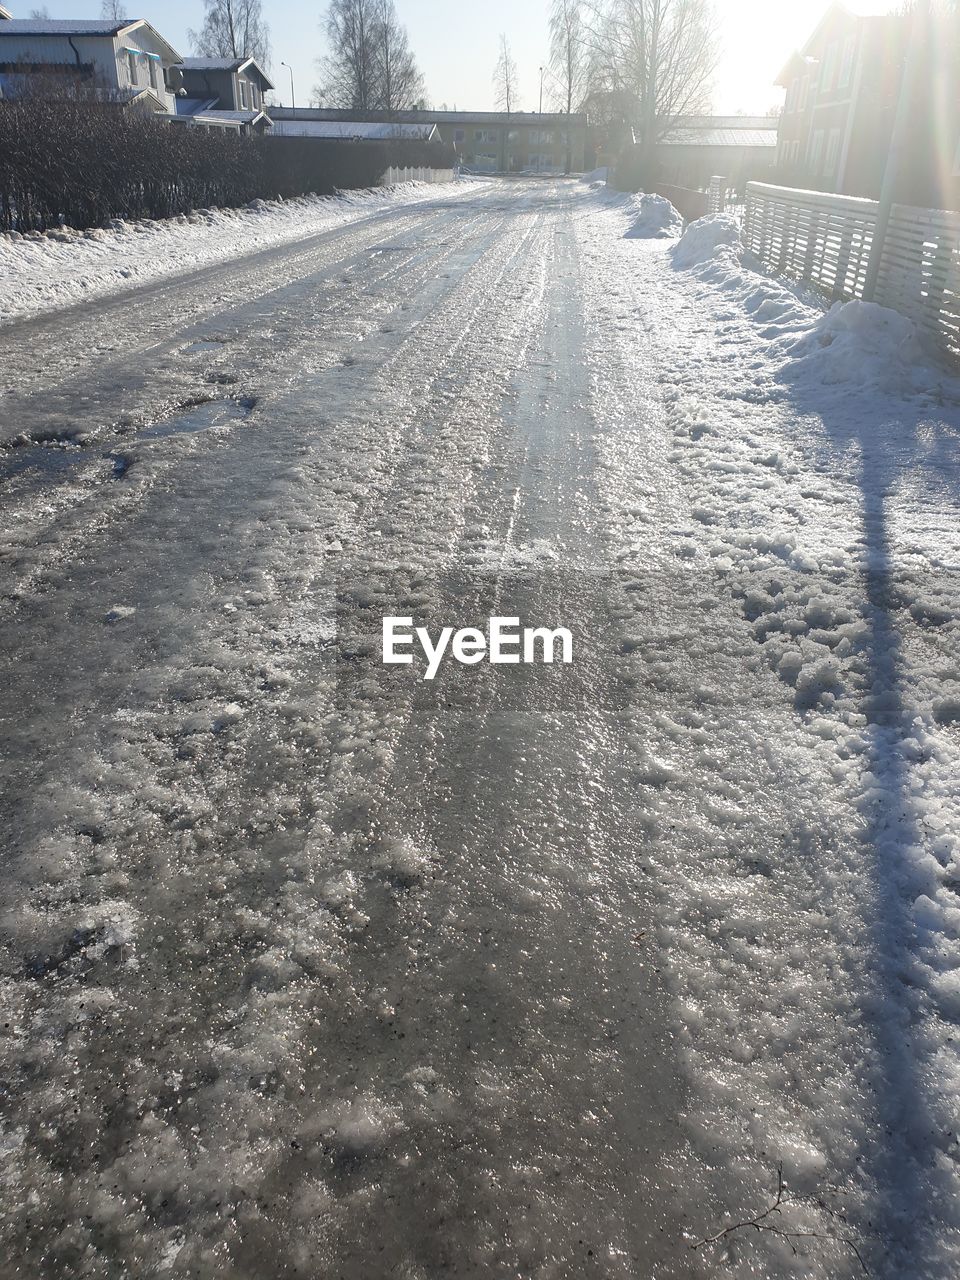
xmin=453 ymin=128 xmax=465 ymax=142
xmin=238 ymin=79 xmax=248 ymax=109
xmin=820 ymin=41 xmax=838 ymax=92
xmin=149 ymin=57 xmax=161 ymax=94
xmin=250 ymin=83 xmax=259 ymax=108
xmin=809 ymin=129 xmax=825 ymax=171
xmin=798 ymin=75 xmax=809 ymax=110
xmin=839 ymin=35 xmax=856 ymax=89
xmin=127 ymin=50 xmax=139 ymax=85
xmin=824 ymin=127 xmax=842 ymax=176
xmin=474 ymin=129 xmax=497 ymax=144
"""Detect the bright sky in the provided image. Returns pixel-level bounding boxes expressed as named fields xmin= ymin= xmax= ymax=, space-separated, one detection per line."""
xmin=24 ymin=1 xmax=903 ymax=115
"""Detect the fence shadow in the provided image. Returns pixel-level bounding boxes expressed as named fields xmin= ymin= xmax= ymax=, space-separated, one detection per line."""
xmin=771 ymin=355 xmax=960 ymax=1274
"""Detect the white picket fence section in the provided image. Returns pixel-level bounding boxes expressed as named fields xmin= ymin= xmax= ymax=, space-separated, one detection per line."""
xmin=744 ymin=180 xmax=960 ymax=357
xmin=382 ymin=165 xmax=455 ymax=186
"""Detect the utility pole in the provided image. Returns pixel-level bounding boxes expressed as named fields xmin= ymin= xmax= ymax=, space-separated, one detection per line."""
xmin=281 ymin=60 xmax=296 ymax=110
xmin=863 ymin=0 xmax=928 ymax=302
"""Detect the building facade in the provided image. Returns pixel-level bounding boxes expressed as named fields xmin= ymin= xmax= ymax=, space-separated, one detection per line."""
xmin=774 ymin=2 xmax=905 ymax=198
xmin=655 ymin=115 xmax=779 ymax=189
xmin=0 ymin=18 xmax=182 ymax=111
xmin=269 ymin=108 xmax=588 ymax=174
xmin=176 ymin=56 xmax=273 ymax=134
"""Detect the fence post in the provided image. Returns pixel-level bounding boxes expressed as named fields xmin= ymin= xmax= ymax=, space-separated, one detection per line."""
xmin=744 ymin=184 xmax=758 ymax=250
xmin=833 ymin=221 xmax=853 ymax=300
xmin=864 ymin=0 xmax=928 ymax=301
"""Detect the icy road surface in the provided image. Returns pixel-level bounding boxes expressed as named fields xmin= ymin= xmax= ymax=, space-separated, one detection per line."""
xmin=2 ymin=179 xmax=960 ymax=1278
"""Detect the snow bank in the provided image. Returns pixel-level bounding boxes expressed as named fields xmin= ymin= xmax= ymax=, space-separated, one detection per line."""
xmin=582 ymin=166 xmax=608 ymax=186
xmin=0 ymin=181 xmax=481 ymax=325
xmin=664 ymin=211 xmax=944 ymax=398
xmin=624 ymin=193 xmax=682 ymax=240
xmin=777 ymin=298 xmax=935 ymax=394
xmin=670 ymin=212 xmax=742 ymax=269
xmin=578 ymin=186 xmax=960 ymax=1273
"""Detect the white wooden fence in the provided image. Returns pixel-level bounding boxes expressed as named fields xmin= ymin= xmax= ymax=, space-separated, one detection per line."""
xmin=382 ymin=166 xmax=455 ymax=186
xmin=744 ymin=181 xmax=960 ymax=357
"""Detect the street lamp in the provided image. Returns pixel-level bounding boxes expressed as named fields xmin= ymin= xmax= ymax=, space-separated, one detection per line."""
xmin=280 ymin=60 xmax=296 ymax=110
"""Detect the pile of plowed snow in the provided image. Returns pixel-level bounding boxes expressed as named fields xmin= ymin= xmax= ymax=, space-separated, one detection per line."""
xmin=624 ymin=193 xmax=683 ymax=239
xmin=670 ymin=213 xmax=742 ymax=268
xmin=778 ymin=298 xmax=933 ymax=393
xmin=666 ymin=212 xmax=940 ymax=396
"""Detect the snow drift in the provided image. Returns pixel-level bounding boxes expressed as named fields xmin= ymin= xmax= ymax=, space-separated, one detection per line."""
xmin=624 ymin=193 xmax=683 ymax=239
xmin=777 ymin=298 xmax=930 ymax=392
xmin=670 ymin=213 xmax=742 ymax=268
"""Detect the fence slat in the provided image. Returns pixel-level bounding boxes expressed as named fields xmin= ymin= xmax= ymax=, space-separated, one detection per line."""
xmin=744 ymin=180 xmax=960 ymax=359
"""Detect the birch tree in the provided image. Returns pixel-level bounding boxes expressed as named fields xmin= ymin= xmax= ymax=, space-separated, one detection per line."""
xmin=493 ymin=35 xmax=520 ymax=114
xmin=550 ymin=0 xmax=587 ymax=169
xmin=189 ymin=0 xmax=271 ymax=67
xmin=319 ymin=0 xmax=424 ymax=112
xmin=374 ymin=0 xmax=425 ymax=114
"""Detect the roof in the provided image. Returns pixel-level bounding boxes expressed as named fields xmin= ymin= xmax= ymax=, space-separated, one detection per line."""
xmin=677 ymin=114 xmax=779 ymax=131
xmin=202 ymin=108 xmax=271 ymax=125
xmin=271 ymin=119 xmax=438 ymax=141
xmin=268 ymin=106 xmax=587 ymax=127
xmin=660 ymin=126 xmax=778 ymax=148
xmin=175 ymin=97 xmax=271 ymax=126
xmin=0 ymin=19 xmax=132 ymax=36
xmin=180 ymin=55 xmax=273 ymax=90
xmin=166 ymin=111 xmax=243 ymax=132
xmin=0 ymin=18 xmax=182 ymax=62
xmin=775 ymin=51 xmax=819 ymax=88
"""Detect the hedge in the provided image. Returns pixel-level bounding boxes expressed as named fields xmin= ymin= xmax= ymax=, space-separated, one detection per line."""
xmin=0 ymin=98 xmax=456 ymax=233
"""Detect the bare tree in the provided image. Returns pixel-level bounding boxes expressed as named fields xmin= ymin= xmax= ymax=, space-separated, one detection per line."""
xmin=189 ymin=0 xmax=271 ymax=68
xmin=100 ymin=0 xmax=125 ymax=19
xmin=374 ymin=0 xmax=425 ymax=113
xmin=550 ymin=0 xmax=587 ymax=170
xmin=584 ymin=0 xmax=717 ymax=158
xmin=318 ymin=0 xmax=378 ymax=110
xmin=493 ymin=34 xmax=520 ymax=114
xmin=318 ymin=0 xmax=426 ymax=113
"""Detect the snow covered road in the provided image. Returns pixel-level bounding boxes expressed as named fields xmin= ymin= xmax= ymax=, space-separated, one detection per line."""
xmin=2 ymin=178 xmax=960 ymax=1278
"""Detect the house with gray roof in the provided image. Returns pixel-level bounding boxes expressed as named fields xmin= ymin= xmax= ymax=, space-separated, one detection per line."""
xmin=174 ymin=56 xmax=273 ymax=135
